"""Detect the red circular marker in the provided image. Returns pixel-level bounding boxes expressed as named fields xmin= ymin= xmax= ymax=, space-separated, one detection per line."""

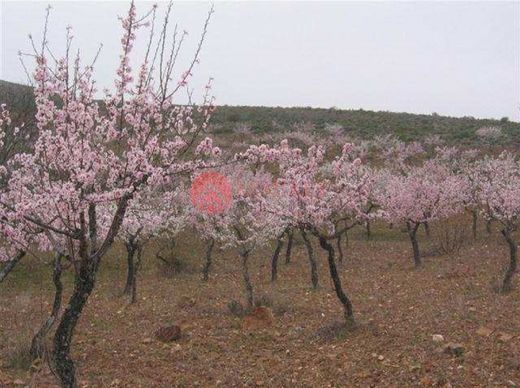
xmin=190 ymin=171 xmax=233 ymax=215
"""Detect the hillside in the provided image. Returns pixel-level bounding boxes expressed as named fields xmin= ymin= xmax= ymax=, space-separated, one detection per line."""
xmin=2 ymin=79 xmax=519 ymax=146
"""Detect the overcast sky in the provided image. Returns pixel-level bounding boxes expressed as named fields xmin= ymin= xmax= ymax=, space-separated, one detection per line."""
xmin=1 ymin=1 xmax=519 ymax=121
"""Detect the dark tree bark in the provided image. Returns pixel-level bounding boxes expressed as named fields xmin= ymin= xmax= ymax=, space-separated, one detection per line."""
xmin=0 ymin=251 xmax=25 ymax=283
xmin=472 ymin=209 xmax=478 ymax=239
xmin=423 ymin=221 xmax=431 ymax=238
xmin=317 ymin=234 xmax=354 ymax=324
xmin=300 ymin=228 xmax=318 ymax=289
xmin=130 ymin=246 xmax=143 ymax=304
xmin=500 ymin=229 xmax=518 ymax=293
xmin=285 ymin=229 xmax=294 ymax=264
xmin=270 ymin=235 xmax=284 ymax=282
xmin=123 ymin=233 xmax=143 ymax=303
xmin=240 ymin=249 xmax=254 ymax=310
xmin=30 ymin=253 xmax=63 ymax=360
xmin=123 ymin=241 xmax=137 ymax=296
xmin=53 ymin=255 xmax=100 ymax=387
xmin=53 ymin=195 xmax=130 ymax=387
xmin=202 ymin=238 xmax=215 ymax=281
xmin=486 ymin=219 xmax=492 ymax=235
xmin=336 ymin=233 xmax=344 ymax=263
xmin=407 ymin=221 xmax=421 ymax=267
xmin=365 ymin=220 xmax=371 ymax=240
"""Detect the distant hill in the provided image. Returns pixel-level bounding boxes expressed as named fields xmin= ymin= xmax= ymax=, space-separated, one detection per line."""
xmin=2 ymin=79 xmax=519 ymax=147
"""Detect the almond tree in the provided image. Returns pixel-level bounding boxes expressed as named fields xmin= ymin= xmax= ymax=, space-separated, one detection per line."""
xmin=192 ymin=164 xmax=284 ymax=310
xmin=239 ymin=140 xmax=372 ymax=324
xmin=378 ymin=160 xmax=467 ymax=267
xmin=0 ymin=2 xmax=216 ymax=386
xmin=0 ymin=104 xmax=33 ymax=280
xmin=435 ymin=145 xmax=481 ymax=238
xmin=118 ymin=186 xmax=187 ymax=303
xmin=476 ymin=153 xmax=520 ymax=292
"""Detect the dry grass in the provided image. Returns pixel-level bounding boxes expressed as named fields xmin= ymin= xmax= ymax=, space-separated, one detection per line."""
xmin=0 ymin=221 xmax=519 ymax=387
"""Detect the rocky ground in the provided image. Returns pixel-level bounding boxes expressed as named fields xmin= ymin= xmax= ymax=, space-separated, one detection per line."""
xmin=1 ymin=223 xmax=519 ymax=387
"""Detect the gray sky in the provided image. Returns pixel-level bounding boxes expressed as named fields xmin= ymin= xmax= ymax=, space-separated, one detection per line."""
xmin=1 ymin=1 xmax=519 ymax=121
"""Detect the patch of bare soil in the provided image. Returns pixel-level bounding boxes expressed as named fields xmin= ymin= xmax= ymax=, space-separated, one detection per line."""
xmin=1 ymin=229 xmax=519 ymax=387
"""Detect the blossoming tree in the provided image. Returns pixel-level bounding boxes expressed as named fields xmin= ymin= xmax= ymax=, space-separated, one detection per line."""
xmin=0 ymin=2 xmax=217 ymax=385
xmin=238 ymin=140 xmax=374 ymax=324
xmin=378 ymin=160 xmax=467 ymax=267
xmin=476 ymin=153 xmax=520 ymax=292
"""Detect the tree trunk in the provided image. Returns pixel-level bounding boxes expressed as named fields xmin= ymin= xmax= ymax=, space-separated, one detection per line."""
xmin=300 ymin=228 xmax=318 ymax=289
xmin=270 ymin=236 xmax=284 ymax=282
xmin=500 ymin=229 xmax=518 ymax=293
xmin=317 ymin=235 xmax=354 ymax=324
xmin=123 ymin=242 xmax=136 ymax=296
xmin=131 ymin=246 xmax=142 ymax=304
xmin=52 ymin=193 xmax=131 ymax=387
xmin=365 ymin=220 xmax=371 ymax=240
xmin=336 ymin=233 xmax=344 ymax=263
xmin=0 ymin=251 xmax=25 ymax=283
xmin=423 ymin=221 xmax=430 ymax=238
xmin=202 ymin=238 xmax=215 ymax=281
xmin=53 ymin=255 xmax=100 ymax=388
xmin=407 ymin=222 xmax=421 ymax=267
xmin=30 ymin=253 xmax=63 ymax=360
xmin=285 ymin=229 xmax=293 ymax=264
xmin=472 ymin=209 xmax=478 ymax=239
xmin=240 ymin=250 xmax=254 ymax=310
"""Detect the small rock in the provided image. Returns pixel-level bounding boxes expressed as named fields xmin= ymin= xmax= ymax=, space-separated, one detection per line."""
xmin=377 ymin=355 xmax=385 ymax=361
xmin=155 ymin=325 xmax=182 ymax=343
xmin=497 ymin=332 xmax=514 ymax=343
xmin=142 ymin=337 xmax=153 ymax=344
xmin=13 ymin=380 xmax=25 ymax=386
xmin=468 ymin=307 xmax=477 ymax=312
xmin=476 ymin=327 xmax=493 ymax=337
xmin=442 ymin=342 xmax=465 ymax=357
xmin=432 ymin=334 xmax=445 ymax=343
xmin=507 ymin=380 xmax=517 ymax=387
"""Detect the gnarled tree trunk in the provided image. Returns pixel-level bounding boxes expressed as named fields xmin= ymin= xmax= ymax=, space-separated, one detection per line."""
xmin=53 ymin=197 xmax=130 ymax=387
xmin=407 ymin=221 xmax=421 ymax=267
xmin=53 ymin=254 xmax=101 ymax=387
xmin=123 ymin=241 xmax=137 ymax=296
xmin=130 ymin=246 xmax=143 ymax=304
xmin=472 ymin=209 xmax=478 ymax=239
xmin=270 ymin=235 xmax=284 ymax=282
xmin=30 ymin=253 xmax=63 ymax=360
xmin=423 ymin=221 xmax=430 ymax=238
xmin=300 ymin=228 xmax=318 ymax=289
xmin=0 ymin=251 xmax=25 ymax=283
xmin=317 ymin=234 xmax=354 ymax=324
xmin=285 ymin=229 xmax=293 ymax=264
xmin=336 ymin=233 xmax=344 ymax=263
xmin=500 ymin=229 xmax=518 ymax=293
xmin=240 ymin=249 xmax=254 ymax=310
